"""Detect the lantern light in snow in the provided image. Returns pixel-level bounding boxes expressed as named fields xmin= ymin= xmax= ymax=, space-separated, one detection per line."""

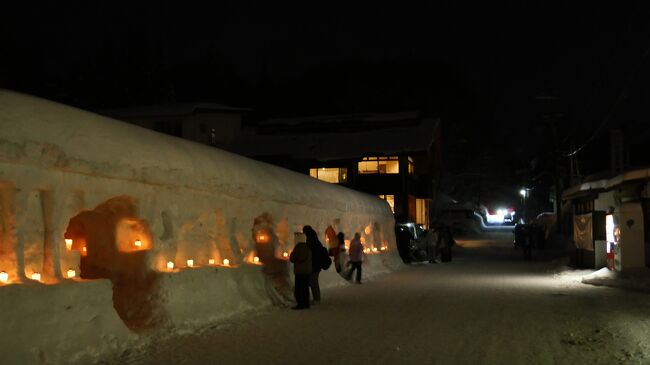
xmin=67 ymin=268 xmax=76 ymax=278
xmin=187 ymin=259 xmax=194 ymax=268
xmin=0 ymin=271 xmax=8 ymax=283
xmin=134 ymin=239 xmax=142 ymax=248
xmin=256 ymin=231 xmax=269 ymax=243
xmin=208 ymin=259 xmax=215 ymax=265
xmin=223 ymin=259 xmax=230 ymax=266
xmin=65 ymin=239 xmax=73 ymax=251
xmin=253 ymin=256 xmax=260 ymax=264
xmin=167 ymin=261 xmax=174 ymax=271
xmin=31 ymin=272 xmax=41 ymax=282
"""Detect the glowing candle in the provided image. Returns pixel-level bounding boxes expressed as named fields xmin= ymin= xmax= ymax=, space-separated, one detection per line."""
xmin=253 ymin=256 xmax=260 ymax=264
xmin=65 ymin=239 xmax=73 ymax=251
xmin=0 ymin=271 xmax=8 ymax=283
xmin=31 ymin=272 xmax=41 ymax=282
xmin=259 ymin=235 xmax=266 ymax=241
xmin=208 ymin=259 xmax=215 ymax=265
xmin=223 ymin=259 xmax=230 ymax=266
xmin=167 ymin=261 xmax=174 ymax=271
xmin=380 ymin=246 xmax=387 ymax=251
xmin=187 ymin=259 xmax=194 ymax=268
xmin=81 ymin=246 xmax=87 ymax=256
xmin=372 ymin=247 xmax=378 ymax=252
xmin=134 ymin=239 xmax=142 ymax=248
xmin=67 ymin=268 xmax=76 ymax=278
xmin=282 ymin=251 xmax=289 ymax=258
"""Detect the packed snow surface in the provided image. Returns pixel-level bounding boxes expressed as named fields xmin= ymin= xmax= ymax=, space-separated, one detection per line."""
xmin=108 ymin=233 xmax=650 ymax=365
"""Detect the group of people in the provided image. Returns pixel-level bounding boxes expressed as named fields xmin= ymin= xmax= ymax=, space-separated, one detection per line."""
xmin=513 ymin=222 xmax=546 ymax=260
xmin=289 ymin=226 xmax=364 ymax=310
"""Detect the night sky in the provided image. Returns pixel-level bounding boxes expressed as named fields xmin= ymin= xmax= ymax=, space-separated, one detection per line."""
xmin=3 ymin=2 xmax=650 ymax=207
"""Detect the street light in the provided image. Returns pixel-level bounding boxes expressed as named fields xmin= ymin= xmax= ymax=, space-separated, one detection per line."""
xmin=519 ymin=188 xmax=529 ymax=223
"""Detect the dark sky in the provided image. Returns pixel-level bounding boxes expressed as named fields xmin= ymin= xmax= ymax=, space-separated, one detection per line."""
xmin=3 ymin=2 xmax=650 ymax=206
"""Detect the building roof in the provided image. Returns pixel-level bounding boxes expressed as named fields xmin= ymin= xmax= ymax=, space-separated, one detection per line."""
xmin=98 ymin=102 xmax=251 ymax=119
xmin=233 ymin=113 xmax=439 ymax=160
xmin=563 ymin=167 xmax=650 ymax=199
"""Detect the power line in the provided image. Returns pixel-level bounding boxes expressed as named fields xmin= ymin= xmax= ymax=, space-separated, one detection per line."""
xmin=565 ymin=43 xmax=650 ymax=157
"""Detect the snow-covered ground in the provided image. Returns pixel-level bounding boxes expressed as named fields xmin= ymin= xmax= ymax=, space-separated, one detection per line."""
xmin=102 ymin=232 xmax=650 ymax=365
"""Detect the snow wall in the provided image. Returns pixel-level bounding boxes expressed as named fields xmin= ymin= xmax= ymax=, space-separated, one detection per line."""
xmin=0 ymin=90 xmax=400 ymax=365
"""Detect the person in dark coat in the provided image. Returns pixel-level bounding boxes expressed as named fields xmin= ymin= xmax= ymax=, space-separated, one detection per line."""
xmin=289 ymin=232 xmax=311 ymax=310
xmin=347 ymin=232 xmax=364 ymax=283
xmin=303 ymin=225 xmax=325 ymax=304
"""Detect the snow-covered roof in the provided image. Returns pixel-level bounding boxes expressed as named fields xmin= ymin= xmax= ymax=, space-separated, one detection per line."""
xmin=234 ymin=115 xmax=439 ymax=160
xmin=0 ymin=90 xmax=388 ymax=216
xmin=563 ymin=168 xmax=650 ymax=199
xmin=98 ymin=102 xmax=251 ymax=119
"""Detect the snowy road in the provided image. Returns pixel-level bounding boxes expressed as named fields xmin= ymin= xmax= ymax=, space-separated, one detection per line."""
xmin=105 ymin=233 xmax=650 ymax=365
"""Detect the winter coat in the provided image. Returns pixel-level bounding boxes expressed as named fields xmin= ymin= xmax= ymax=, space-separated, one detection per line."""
xmin=290 ymin=242 xmax=312 ymax=275
xmin=308 ymin=239 xmax=326 ymax=273
xmin=349 ymin=237 xmax=364 ymax=262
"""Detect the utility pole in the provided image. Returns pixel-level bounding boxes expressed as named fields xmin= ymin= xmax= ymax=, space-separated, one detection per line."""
xmin=548 ymin=117 xmax=564 ymax=233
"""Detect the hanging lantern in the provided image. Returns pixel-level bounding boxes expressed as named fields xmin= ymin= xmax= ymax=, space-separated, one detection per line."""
xmin=223 ymin=259 xmax=230 ymax=266
xmin=31 ymin=272 xmax=41 ymax=282
xmin=67 ymin=268 xmax=76 ymax=279
xmin=65 ymin=239 xmax=73 ymax=251
xmin=134 ymin=239 xmax=142 ymax=248
xmin=0 ymin=271 xmax=8 ymax=283
xmin=186 ymin=259 xmax=194 ymax=268
xmin=208 ymin=259 xmax=215 ymax=265
xmin=167 ymin=261 xmax=174 ymax=271
xmin=253 ymin=256 xmax=260 ymax=264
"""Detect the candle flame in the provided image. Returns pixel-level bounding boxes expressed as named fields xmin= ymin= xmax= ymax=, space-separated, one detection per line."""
xmin=167 ymin=261 xmax=174 ymax=271
xmin=67 ymin=268 xmax=76 ymax=278
xmin=253 ymin=256 xmax=260 ymax=263
xmin=223 ymin=259 xmax=230 ymax=266
xmin=31 ymin=272 xmax=41 ymax=282
xmin=65 ymin=239 xmax=73 ymax=251
xmin=187 ymin=259 xmax=194 ymax=268
xmin=134 ymin=239 xmax=142 ymax=248
xmin=282 ymin=251 xmax=289 ymax=258
xmin=208 ymin=259 xmax=215 ymax=265
xmin=0 ymin=271 xmax=8 ymax=283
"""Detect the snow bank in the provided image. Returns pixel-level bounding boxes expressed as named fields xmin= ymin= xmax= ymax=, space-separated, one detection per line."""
xmin=0 ymin=90 xmax=400 ymax=364
xmin=582 ymin=267 xmax=650 ymax=292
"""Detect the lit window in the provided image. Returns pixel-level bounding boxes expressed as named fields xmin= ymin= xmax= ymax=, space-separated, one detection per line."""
xmin=415 ymin=199 xmax=429 ymax=226
xmin=309 ymin=168 xmax=348 ymax=183
xmin=358 ymin=156 xmax=399 ymax=174
xmin=378 ymin=195 xmax=395 ymax=213
xmin=408 ymin=156 xmax=414 ymax=175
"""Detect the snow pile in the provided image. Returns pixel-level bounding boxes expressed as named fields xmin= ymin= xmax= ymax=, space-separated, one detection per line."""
xmin=582 ymin=267 xmax=650 ymax=292
xmin=0 ymin=90 xmax=401 ymax=364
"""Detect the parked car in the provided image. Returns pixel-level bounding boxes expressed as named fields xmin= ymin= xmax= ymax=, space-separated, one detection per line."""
xmin=395 ymin=222 xmax=454 ymax=264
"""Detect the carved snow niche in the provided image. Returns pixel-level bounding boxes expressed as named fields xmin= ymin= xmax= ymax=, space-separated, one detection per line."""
xmin=64 ymin=195 xmax=166 ymax=331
